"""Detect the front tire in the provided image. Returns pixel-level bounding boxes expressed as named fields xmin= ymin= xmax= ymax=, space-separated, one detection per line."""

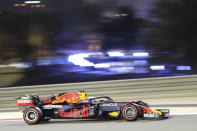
xmin=23 ymin=108 xmax=41 ymax=125
xmin=121 ymin=104 xmax=139 ymax=121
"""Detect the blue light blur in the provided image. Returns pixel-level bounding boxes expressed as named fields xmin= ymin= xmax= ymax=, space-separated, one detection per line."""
xmin=133 ymin=60 xmax=148 ymax=66
xmin=176 ymin=66 xmax=191 ymax=71
xmin=109 ymin=67 xmax=135 ymax=73
xmin=133 ymin=52 xmax=149 ymax=57
xmin=150 ymin=65 xmax=165 ymax=70
xmin=107 ymin=51 xmax=125 ymax=57
xmin=134 ymin=68 xmax=149 ymax=73
xmin=94 ymin=63 xmax=110 ymax=68
xmin=68 ymin=53 xmax=94 ymax=67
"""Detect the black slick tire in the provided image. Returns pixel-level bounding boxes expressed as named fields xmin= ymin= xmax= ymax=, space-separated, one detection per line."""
xmin=23 ymin=107 xmax=41 ymax=125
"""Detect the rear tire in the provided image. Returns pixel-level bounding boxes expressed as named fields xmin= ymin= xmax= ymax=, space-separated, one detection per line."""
xmin=23 ymin=107 xmax=41 ymax=125
xmin=121 ymin=104 xmax=139 ymax=121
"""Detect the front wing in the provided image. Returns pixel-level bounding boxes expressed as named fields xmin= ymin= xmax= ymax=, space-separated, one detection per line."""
xmin=142 ymin=108 xmax=169 ymax=119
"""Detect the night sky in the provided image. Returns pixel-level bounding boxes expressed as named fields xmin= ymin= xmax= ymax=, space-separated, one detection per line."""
xmin=0 ymin=0 xmax=159 ymax=18
xmin=117 ymin=0 xmax=159 ymax=18
xmin=0 ymin=0 xmax=9 ymax=9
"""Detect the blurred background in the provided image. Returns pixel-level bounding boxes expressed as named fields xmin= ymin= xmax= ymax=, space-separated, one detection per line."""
xmin=0 ymin=0 xmax=196 ymax=87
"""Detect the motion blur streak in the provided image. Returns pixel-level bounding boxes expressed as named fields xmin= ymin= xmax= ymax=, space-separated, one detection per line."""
xmin=133 ymin=52 xmax=149 ymax=57
xmin=68 ymin=53 xmax=94 ymax=67
xmin=107 ymin=51 xmax=125 ymax=57
xmin=24 ymin=1 xmax=41 ymax=4
xmin=176 ymin=66 xmax=192 ymax=71
xmin=150 ymin=65 xmax=165 ymax=70
xmin=94 ymin=63 xmax=110 ymax=68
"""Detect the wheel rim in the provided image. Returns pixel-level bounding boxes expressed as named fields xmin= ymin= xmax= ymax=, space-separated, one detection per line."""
xmin=124 ymin=107 xmax=136 ymax=118
xmin=26 ymin=110 xmax=37 ymax=122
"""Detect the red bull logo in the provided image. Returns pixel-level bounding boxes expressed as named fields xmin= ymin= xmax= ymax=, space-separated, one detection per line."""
xmin=52 ymin=92 xmax=81 ymax=104
xmin=59 ymin=106 xmax=89 ymax=118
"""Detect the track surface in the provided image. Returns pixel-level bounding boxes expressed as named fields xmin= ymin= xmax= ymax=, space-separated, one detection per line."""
xmin=0 ymin=115 xmax=196 ymax=131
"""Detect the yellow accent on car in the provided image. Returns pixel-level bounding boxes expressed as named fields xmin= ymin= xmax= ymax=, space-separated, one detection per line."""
xmin=109 ymin=112 xmax=119 ymax=116
xmin=78 ymin=92 xmax=87 ymax=101
xmin=151 ymin=109 xmax=162 ymax=115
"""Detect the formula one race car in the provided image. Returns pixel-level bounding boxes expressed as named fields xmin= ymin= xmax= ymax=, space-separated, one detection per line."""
xmin=15 ymin=91 xmax=169 ymax=124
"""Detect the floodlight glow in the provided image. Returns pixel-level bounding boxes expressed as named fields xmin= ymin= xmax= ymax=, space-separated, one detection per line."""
xmin=133 ymin=52 xmax=149 ymax=57
xmin=25 ymin=1 xmax=41 ymax=4
xmin=176 ymin=66 xmax=191 ymax=71
xmin=150 ymin=65 xmax=165 ymax=70
xmin=68 ymin=53 xmax=94 ymax=67
xmin=78 ymin=60 xmax=94 ymax=67
xmin=109 ymin=67 xmax=135 ymax=73
xmin=121 ymin=14 xmax=129 ymax=16
xmin=107 ymin=51 xmax=125 ymax=57
xmin=0 ymin=65 xmax=7 ymax=68
xmin=94 ymin=63 xmax=110 ymax=68
xmin=88 ymin=52 xmax=103 ymax=55
xmin=9 ymin=62 xmax=32 ymax=68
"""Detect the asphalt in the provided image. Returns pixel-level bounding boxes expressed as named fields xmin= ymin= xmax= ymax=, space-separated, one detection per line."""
xmin=0 ymin=115 xmax=196 ymax=131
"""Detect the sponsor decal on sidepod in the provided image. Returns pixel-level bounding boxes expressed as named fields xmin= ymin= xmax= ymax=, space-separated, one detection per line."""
xmin=60 ymin=106 xmax=89 ymax=118
xmin=43 ymin=105 xmax=63 ymax=109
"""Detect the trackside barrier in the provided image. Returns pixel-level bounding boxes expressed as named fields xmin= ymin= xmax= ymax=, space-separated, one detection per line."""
xmin=0 ymin=75 xmax=197 ymax=109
